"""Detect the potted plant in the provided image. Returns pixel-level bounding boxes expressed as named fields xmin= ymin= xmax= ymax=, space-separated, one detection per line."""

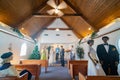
xmin=76 ymin=40 xmax=85 ymax=59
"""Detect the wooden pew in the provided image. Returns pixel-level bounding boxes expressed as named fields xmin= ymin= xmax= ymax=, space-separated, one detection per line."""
xmin=78 ymin=72 xmax=120 ymax=80
xmin=70 ymin=63 xmax=88 ymax=79
xmin=14 ymin=64 xmax=41 ymax=80
xmin=0 ymin=72 xmax=28 ymax=80
xmin=68 ymin=60 xmax=88 ymax=79
xmin=86 ymin=76 xmax=120 ymax=80
xmin=20 ymin=60 xmax=48 ymax=72
xmin=67 ymin=60 xmax=88 ymax=69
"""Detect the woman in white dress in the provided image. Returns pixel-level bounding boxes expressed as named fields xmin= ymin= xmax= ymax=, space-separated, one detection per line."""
xmin=49 ymin=46 xmax=55 ymax=66
xmin=87 ymin=40 xmax=105 ymax=75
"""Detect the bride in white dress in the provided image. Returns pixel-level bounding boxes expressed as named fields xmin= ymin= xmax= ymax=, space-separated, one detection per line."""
xmin=49 ymin=46 xmax=55 ymax=65
xmin=87 ymin=40 xmax=106 ymax=75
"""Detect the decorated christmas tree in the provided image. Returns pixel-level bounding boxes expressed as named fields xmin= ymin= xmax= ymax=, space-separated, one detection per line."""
xmin=29 ymin=45 xmax=40 ymax=59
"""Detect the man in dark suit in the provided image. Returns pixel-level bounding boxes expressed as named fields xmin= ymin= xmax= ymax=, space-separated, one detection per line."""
xmin=97 ymin=36 xmax=119 ymax=75
xmin=60 ymin=46 xmax=65 ymax=67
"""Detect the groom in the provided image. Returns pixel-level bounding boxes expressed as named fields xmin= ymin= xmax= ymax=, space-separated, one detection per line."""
xmin=97 ymin=36 xmax=119 ymax=75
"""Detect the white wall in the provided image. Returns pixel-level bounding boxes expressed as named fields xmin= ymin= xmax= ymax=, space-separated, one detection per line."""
xmin=0 ymin=22 xmax=35 ymax=64
xmin=38 ymin=18 xmax=78 ymax=44
xmin=39 ymin=30 xmax=78 ymax=44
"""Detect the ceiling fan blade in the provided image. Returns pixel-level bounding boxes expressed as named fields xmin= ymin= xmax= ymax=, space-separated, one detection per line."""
xmin=47 ymin=0 xmax=57 ymax=8
xmin=57 ymin=10 xmax=64 ymax=16
xmin=58 ymin=1 xmax=67 ymax=9
xmin=47 ymin=9 xmax=55 ymax=15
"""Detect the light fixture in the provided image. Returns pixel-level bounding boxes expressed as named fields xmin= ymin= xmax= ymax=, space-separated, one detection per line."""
xmin=88 ymin=27 xmax=91 ymax=30
xmin=47 ymin=0 xmax=67 ymax=17
xmin=55 ymin=28 xmax=60 ymax=31
xmin=21 ymin=27 xmax=24 ymax=30
xmin=55 ymin=7 xmax=59 ymax=14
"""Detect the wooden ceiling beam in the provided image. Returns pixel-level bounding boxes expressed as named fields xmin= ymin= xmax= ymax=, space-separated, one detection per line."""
xmin=61 ymin=18 xmax=83 ymax=39
xmin=17 ymin=0 xmax=48 ymax=28
xmin=42 ymin=28 xmax=73 ymax=30
xmin=31 ymin=19 xmax=55 ymax=39
xmin=33 ymin=13 xmax=82 ymax=17
xmin=63 ymin=0 xmax=98 ymax=31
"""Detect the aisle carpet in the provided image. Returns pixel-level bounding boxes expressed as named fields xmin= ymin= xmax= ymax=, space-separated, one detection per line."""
xmin=40 ymin=66 xmax=72 ymax=80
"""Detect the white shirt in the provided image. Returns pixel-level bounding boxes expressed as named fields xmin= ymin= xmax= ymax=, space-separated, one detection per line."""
xmin=104 ymin=45 xmax=109 ymax=53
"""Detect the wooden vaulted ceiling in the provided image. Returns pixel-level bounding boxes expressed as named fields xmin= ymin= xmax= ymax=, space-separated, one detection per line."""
xmin=0 ymin=0 xmax=120 ymax=39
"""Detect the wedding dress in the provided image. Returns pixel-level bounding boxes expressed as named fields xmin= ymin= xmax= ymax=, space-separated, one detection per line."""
xmin=49 ymin=48 xmax=55 ymax=64
xmin=88 ymin=46 xmax=106 ymax=76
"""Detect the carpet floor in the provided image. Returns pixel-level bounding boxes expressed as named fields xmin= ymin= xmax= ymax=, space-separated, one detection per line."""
xmin=40 ymin=66 xmax=72 ymax=80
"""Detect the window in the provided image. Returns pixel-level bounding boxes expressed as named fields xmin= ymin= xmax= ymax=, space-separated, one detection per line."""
xmin=20 ymin=43 xmax=27 ymax=56
xmin=67 ymin=34 xmax=72 ymax=36
xmin=44 ymin=34 xmax=48 ymax=36
xmin=56 ymin=34 xmax=60 ymax=36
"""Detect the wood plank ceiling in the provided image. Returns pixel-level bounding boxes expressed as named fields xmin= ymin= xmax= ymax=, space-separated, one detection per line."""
xmin=0 ymin=0 xmax=120 ymax=39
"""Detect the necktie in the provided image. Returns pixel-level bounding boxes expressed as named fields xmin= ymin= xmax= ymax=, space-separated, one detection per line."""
xmin=104 ymin=43 xmax=108 ymax=45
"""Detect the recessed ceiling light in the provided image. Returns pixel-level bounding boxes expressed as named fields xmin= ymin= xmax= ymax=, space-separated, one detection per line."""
xmin=88 ymin=27 xmax=91 ymax=30
xmin=21 ymin=27 xmax=24 ymax=30
xmin=55 ymin=28 xmax=59 ymax=31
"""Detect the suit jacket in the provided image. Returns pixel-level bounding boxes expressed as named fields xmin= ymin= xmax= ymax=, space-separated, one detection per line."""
xmin=97 ymin=44 xmax=119 ymax=65
xmin=60 ymin=48 xmax=64 ymax=56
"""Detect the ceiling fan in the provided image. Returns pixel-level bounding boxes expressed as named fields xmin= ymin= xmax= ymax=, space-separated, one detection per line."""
xmin=47 ymin=0 xmax=67 ymax=17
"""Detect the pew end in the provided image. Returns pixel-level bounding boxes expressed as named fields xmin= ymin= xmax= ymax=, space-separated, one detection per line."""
xmin=70 ymin=63 xmax=88 ymax=79
xmin=68 ymin=60 xmax=88 ymax=79
xmin=14 ymin=64 xmax=41 ymax=80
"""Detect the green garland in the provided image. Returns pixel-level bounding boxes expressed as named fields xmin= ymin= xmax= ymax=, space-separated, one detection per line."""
xmin=90 ymin=31 xmax=97 ymax=39
xmin=12 ymin=28 xmax=24 ymax=38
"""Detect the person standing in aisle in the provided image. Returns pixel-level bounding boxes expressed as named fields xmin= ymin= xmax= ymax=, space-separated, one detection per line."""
xmin=55 ymin=45 xmax=60 ymax=62
xmin=60 ymin=46 xmax=65 ymax=67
